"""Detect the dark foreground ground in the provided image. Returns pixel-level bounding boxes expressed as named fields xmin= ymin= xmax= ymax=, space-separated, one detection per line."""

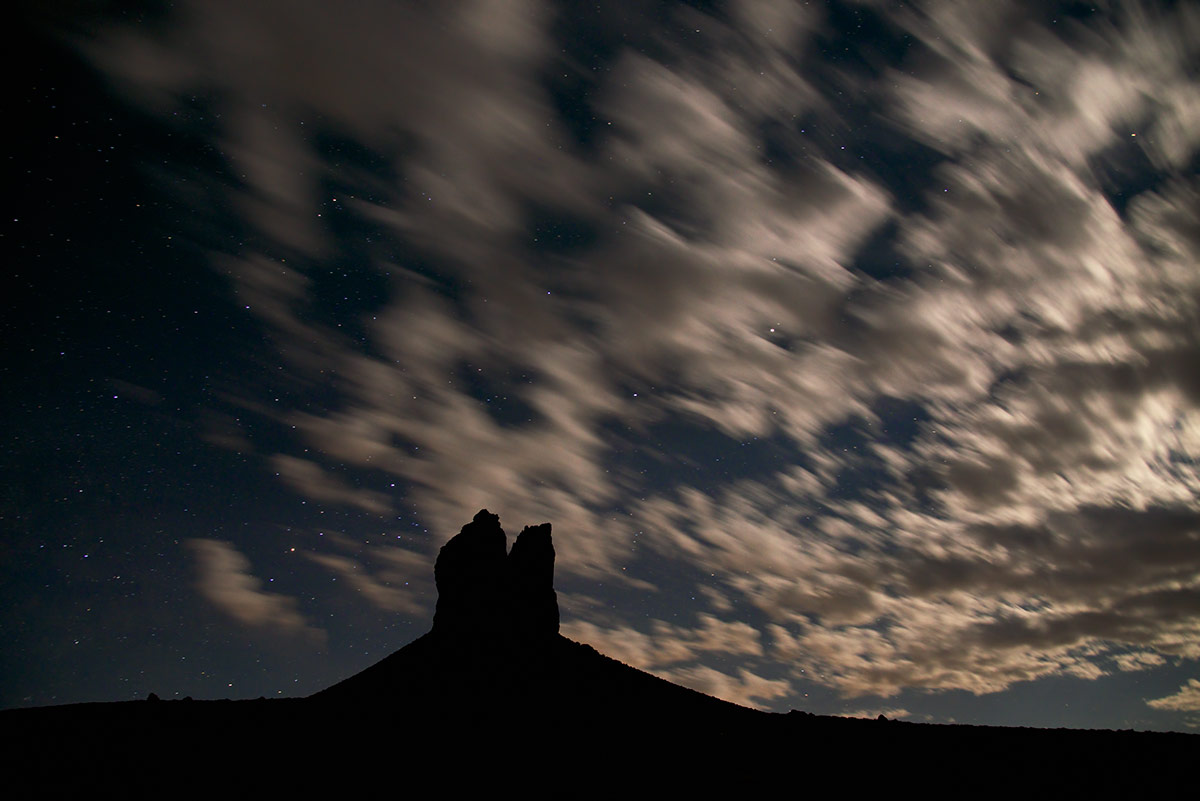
xmin=3 ymin=642 xmax=1195 ymax=798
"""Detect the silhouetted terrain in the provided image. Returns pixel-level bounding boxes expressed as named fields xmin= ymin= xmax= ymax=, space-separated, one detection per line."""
xmin=2 ymin=511 xmax=1193 ymax=796
xmin=312 ymin=511 xmax=763 ymax=727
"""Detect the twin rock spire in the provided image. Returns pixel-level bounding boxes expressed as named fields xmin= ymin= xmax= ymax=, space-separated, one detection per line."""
xmin=432 ymin=509 xmax=559 ymax=642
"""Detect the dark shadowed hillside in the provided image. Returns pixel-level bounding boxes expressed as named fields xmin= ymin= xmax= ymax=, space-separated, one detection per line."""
xmin=2 ymin=511 xmax=1193 ymax=796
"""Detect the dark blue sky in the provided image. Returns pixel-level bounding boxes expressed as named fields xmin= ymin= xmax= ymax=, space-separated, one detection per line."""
xmin=6 ymin=0 xmax=1200 ymax=732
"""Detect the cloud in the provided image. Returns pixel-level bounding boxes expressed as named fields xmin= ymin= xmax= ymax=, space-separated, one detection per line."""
xmin=562 ymin=613 xmax=764 ymax=672
xmin=304 ymin=551 xmax=427 ymax=616
xmin=271 ymin=454 xmax=393 ymax=515
xmin=886 ymin=0 xmax=1200 ymax=168
xmin=631 ymin=475 xmax=1200 ymax=698
xmin=73 ymin=0 xmax=1200 ymax=712
xmin=836 ymin=707 xmax=912 ymax=721
xmin=658 ymin=665 xmax=792 ymax=710
xmin=1146 ymin=679 xmax=1200 ymax=712
xmin=562 ymin=609 xmax=794 ymax=708
xmin=1113 ymin=651 xmax=1166 ymax=672
xmin=79 ymin=0 xmax=567 ymax=254
xmin=186 ymin=539 xmax=324 ymax=643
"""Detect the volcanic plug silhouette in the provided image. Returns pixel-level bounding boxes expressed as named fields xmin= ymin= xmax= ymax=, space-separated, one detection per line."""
xmin=313 ymin=509 xmax=755 ymax=729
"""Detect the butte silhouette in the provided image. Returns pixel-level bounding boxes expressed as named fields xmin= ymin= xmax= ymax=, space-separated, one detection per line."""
xmin=312 ymin=509 xmax=762 ymax=732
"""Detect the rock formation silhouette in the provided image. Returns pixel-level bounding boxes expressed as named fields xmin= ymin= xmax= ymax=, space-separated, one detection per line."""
xmin=311 ymin=509 xmax=748 ymax=729
xmin=431 ymin=509 xmax=558 ymax=641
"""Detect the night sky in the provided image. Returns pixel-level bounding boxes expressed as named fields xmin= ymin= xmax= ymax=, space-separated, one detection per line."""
xmin=7 ymin=1 xmax=1199 ymax=732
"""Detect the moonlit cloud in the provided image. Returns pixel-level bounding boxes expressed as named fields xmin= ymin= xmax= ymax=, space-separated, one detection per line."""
xmin=271 ymin=455 xmax=393 ymax=516
xmin=1146 ymin=679 xmax=1200 ymax=713
xmin=561 ymin=613 xmax=764 ymax=671
xmin=658 ymin=664 xmax=792 ymax=710
xmin=303 ymin=551 xmax=427 ymax=616
xmin=187 ymin=539 xmax=324 ymax=643
xmin=837 ymin=707 xmax=913 ymax=721
xmin=63 ymin=0 xmax=1200 ymax=723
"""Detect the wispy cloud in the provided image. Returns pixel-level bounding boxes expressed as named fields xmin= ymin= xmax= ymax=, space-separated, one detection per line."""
xmin=836 ymin=707 xmax=912 ymax=721
xmin=1146 ymin=679 xmax=1200 ymax=712
xmin=271 ymin=455 xmax=392 ymax=516
xmin=186 ymin=539 xmax=324 ymax=643
xmin=657 ymin=664 xmax=792 ymax=710
xmin=303 ymin=549 xmax=428 ymax=617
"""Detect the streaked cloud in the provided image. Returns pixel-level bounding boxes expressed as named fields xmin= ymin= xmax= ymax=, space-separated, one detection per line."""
xmin=186 ymin=539 xmax=324 ymax=643
xmin=271 ymin=455 xmax=392 ymax=516
xmin=658 ymin=664 xmax=792 ymax=710
xmin=304 ymin=551 xmax=427 ymax=616
xmin=1146 ymin=679 xmax=1200 ymax=712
